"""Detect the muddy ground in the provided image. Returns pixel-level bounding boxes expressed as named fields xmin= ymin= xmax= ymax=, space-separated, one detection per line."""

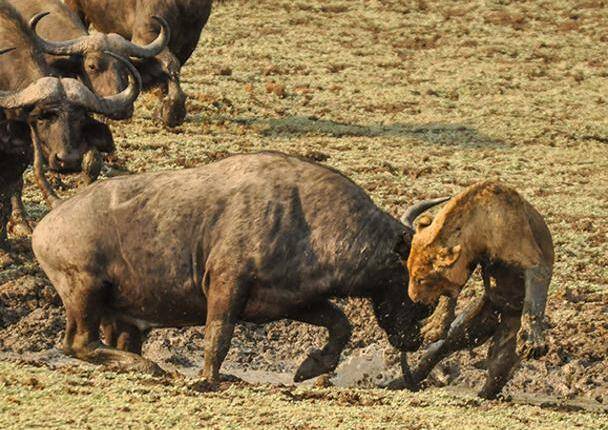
xmin=0 ymin=0 xmax=607 ymax=426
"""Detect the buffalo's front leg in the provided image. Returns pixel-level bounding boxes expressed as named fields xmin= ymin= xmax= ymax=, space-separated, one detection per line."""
xmin=386 ymin=352 xmax=417 ymax=390
xmin=159 ymin=53 xmax=187 ymax=128
xmin=290 ymin=301 xmax=352 ymax=382
xmin=517 ymin=265 xmax=551 ymax=359
xmin=8 ymin=180 xmax=32 ymax=238
xmin=479 ymin=313 xmax=521 ymax=399
xmin=0 ymin=181 xmax=12 ymax=266
xmin=410 ymin=295 xmax=499 ymax=391
xmin=133 ymin=21 xmax=186 ymax=127
xmin=201 ymin=272 xmax=247 ymax=384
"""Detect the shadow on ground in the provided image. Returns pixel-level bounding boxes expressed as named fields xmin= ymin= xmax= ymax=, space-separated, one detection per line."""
xmin=229 ymin=115 xmax=506 ymax=148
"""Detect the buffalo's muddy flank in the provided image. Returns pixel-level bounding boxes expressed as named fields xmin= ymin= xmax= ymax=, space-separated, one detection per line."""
xmin=0 ymin=0 xmax=607 ymax=427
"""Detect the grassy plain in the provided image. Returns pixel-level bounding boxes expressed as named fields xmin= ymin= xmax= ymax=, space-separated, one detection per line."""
xmin=1 ymin=0 xmax=607 ymax=428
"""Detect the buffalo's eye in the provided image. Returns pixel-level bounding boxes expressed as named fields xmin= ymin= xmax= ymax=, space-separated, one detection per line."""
xmin=35 ymin=111 xmax=57 ymax=121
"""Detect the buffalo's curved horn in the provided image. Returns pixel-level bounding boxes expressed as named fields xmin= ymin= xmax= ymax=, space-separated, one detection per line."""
xmin=30 ymin=12 xmax=90 ymax=55
xmin=62 ymin=51 xmax=141 ymax=115
xmin=31 ymin=127 xmax=62 ymax=208
xmin=31 ymin=13 xmax=169 ymax=59
xmin=116 ymin=16 xmax=170 ymax=58
xmin=403 ymin=197 xmax=451 ymax=228
xmin=0 ymin=77 xmax=61 ymax=109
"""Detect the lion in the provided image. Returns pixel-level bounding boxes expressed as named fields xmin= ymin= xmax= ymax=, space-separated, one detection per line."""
xmin=405 ymin=180 xmax=554 ymax=399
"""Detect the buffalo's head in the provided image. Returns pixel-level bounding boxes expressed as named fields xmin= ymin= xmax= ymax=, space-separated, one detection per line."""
xmin=30 ymin=13 xmax=169 ymax=119
xmin=367 ymin=197 xmax=452 ymax=352
xmin=0 ymin=51 xmax=141 ymax=172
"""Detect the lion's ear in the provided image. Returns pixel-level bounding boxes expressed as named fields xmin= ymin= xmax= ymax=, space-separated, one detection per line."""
xmin=435 ymin=245 xmax=462 ymax=268
xmin=416 ymin=215 xmax=433 ymax=233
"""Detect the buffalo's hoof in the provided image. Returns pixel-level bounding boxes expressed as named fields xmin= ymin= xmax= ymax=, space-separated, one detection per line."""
xmin=0 ymin=249 xmax=14 ymax=268
xmin=189 ymin=378 xmax=217 ymax=393
xmin=7 ymin=217 xmax=33 ymax=238
xmin=161 ymin=97 xmax=186 ymax=128
xmin=478 ymin=386 xmax=501 ymax=400
xmin=386 ymin=376 xmax=420 ymax=391
xmin=141 ymin=360 xmax=166 ymax=377
xmin=294 ymin=349 xmax=337 ymax=383
xmin=106 ymin=359 xmax=166 ymax=378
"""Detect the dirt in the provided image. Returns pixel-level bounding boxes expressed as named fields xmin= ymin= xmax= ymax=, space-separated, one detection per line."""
xmin=1 ymin=269 xmax=606 ymax=410
xmin=0 ymin=0 xmax=607 ymax=425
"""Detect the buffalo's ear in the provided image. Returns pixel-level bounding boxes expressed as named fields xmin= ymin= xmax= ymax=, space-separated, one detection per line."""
xmin=83 ymin=119 xmax=115 ymax=153
xmin=416 ymin=214 xmax=433 ymax=233
xmin=4 ymin=120 xmax=30 ymax=151
xmin=434 ymin=245 xmax=462 ymax=268
xmin=393 ymin=230 xmax=412 ymax=260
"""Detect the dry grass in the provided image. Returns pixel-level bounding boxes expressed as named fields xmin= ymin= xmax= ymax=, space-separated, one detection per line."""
xmin=0 ymin=361 xmax=606 ymax=429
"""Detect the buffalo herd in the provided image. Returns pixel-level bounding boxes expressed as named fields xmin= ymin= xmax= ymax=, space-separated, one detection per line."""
xmin=1 ymin=0 xmax=554 ymax=400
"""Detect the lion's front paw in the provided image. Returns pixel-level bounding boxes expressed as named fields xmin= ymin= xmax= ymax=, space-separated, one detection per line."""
xmin=517 ymin=327 xmax=548 ymax=360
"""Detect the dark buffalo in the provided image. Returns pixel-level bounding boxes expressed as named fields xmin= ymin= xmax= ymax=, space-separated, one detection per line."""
xmin=65 ymin=0 xmax=213 ymax=127
xmin=9 ymin=0 xmax=169 ymax=119
xmin=0 ymin=0 xmax=140 ymax=262
xmin=33 ymin=151 xmax=446 ymax=384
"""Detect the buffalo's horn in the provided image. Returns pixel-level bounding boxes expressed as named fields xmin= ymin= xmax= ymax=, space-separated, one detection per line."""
xmin=30 ymin=12 xmax=90 ymax=56
xmin=117 ymin=16 xmax=170 ymax=58
xmin=0 ymin=77 xmax=61 ymax=109
xmin=31 ymin=127 xmax=62 ymax=208
xmin=62 ymin=51 xmax=141 ymax=115
xmin=403 ymin=197 xmax=451 ymax=228
xmin=31 ymin=13 xmax=169 ymax=59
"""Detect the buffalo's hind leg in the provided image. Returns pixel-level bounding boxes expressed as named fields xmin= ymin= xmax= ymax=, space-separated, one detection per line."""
xmin=58 ymin=274 xmax=162 ymax=375
xmin=410 ymin=295 xmax=499 ymax=390
xmin=101 ymin=319 xmax=144 ymax=354
xmin=291 ymin=301 xmax=352 ymax=382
